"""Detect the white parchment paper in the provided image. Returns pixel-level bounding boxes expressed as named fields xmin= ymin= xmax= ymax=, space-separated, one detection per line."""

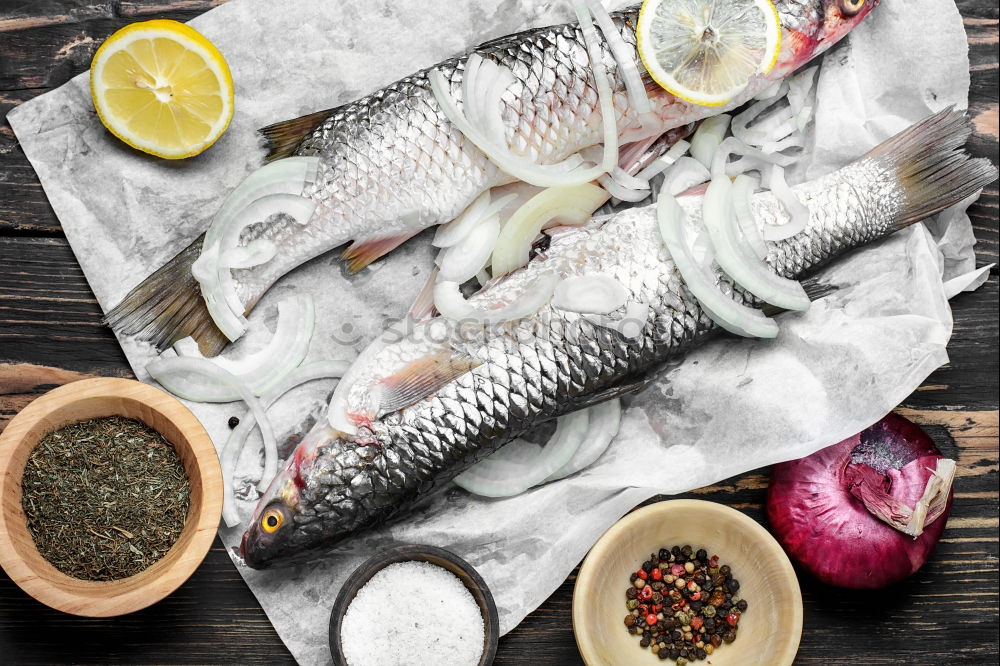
xmin=8 ymin=0 xmax=989 ymax=663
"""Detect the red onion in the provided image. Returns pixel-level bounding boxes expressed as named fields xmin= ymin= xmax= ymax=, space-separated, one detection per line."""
xmin=767 ymin=413 xmax=956 ymax=589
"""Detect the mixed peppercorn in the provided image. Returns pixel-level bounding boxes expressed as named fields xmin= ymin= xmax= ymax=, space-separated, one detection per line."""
xmin=623 ymin=544 xmax=747 ymax=664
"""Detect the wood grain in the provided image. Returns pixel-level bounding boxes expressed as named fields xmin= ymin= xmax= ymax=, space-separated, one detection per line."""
xmin=0 ymin=0 xmax=996 ymax=663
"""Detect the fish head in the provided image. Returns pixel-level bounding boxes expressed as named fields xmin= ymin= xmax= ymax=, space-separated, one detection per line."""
xmin=240 ymin=420 xmax=352 ymax=568
xmin=774 ymin=0 xmax=880 ymax=73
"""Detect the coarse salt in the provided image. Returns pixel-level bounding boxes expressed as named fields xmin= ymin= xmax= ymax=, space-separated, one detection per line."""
xmin=340 ymin=560 xmax=485 ymax=666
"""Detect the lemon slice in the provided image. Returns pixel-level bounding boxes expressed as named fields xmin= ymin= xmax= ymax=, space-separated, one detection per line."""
xmin=637 ymin=0 xmax=781 ymax=107
xmin=90 ymin=20 xmax=234 ymax=159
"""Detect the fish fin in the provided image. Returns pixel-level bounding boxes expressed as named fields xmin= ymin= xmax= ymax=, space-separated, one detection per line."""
xmin=341 ymin=229 xmax=422 ymax=272
xmin=103 ymin=233 xmax=231 ymax=357
xmin=570 ymin=375 xmax=652 ymax=411
xmin=760 ymin=276 xmax=839 ymax=317
xmin=258 ymin=109 xmax=335 ymax=162
xmin=865 ymin=107 xmax=998 ymax=228
xmin=372 ymin=351 xmax=481 ymax=413
xmin=407 ymin=267 xmax=439 ymax=321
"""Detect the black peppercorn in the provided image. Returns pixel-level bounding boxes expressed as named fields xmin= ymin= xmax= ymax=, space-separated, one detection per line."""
xmin=228 ymin=416 xmax=240 ymax=428
xmin=672 ymin=629 xmax=683 ymax=641
xmin=727 ymin=578 xmax=740 ymax=592
xmin=690 ymin=601 xmax=703 ymax=613
xmin=630 ymin=572 xmax=639 ymax=583
xmin=681 ymin=545 xmax=693 ymax=558
xmin=658 ymin=647 xmax=670 ymax=660
xmin=719 ymin=565 xmax=731 ymax=576
xmin=723 ymin=631 xmax=736 ymax=644
xmin=696 ymin=648 xmax=707 ymax=659
xmin=736 ymin=599 xmax=748 ymax=612
xmin=703 ymin=617 xmax=716 ymax=631
xmin=628 ymin=625 xmax=638 ymax=635
xmin=710 ymin=633 xmax=722 ymax=647
xmin=659 ymin=548 xmax=670 ymax=561
xmin=643 ymin=560 xmax=654 ymax=573
xmin=625 ymin=615 xmax=637 ymax=627
xmin=696 ymin=548 xmax=708 ymax=562
xmin=668 ymin=648 xmax=680 ymax=659
xmin=671 ymin=545 xmax=682 ymax=557
xmin=640 ymin=637 xmax=651 ymax=648
xmin=626 ymin=587 xmax=638 ymax=599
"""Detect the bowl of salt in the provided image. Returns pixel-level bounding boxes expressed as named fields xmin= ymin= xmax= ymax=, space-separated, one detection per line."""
xmin=329 ymin=544 xmax=499 ymax=666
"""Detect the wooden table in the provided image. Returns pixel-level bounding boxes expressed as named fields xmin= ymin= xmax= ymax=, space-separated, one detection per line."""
xmin=1 ymin=1 xmax=997 ymax=663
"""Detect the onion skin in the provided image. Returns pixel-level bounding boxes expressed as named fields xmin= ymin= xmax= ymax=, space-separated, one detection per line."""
xmin=767 ymin=413 xmax=953 ymax=590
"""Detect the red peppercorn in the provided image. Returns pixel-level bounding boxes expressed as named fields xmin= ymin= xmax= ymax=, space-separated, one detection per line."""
xmin=638 ymin=604 xmax=649 ymax=616
xmin=646 ymin=613 xmax=657 ymax=626
xmin=690 ymin=591 xmax=701 ymax=601
xmin=690 ymin=617 xmax=704 ymax=631
xmin=651 ymin=568 xmax=663 ymax=581
xmin=670 ymin=564 xmax=685 ymax=577
xmin=652 ymin=604 xmax=663 ymax=613
xmin=726 ymin=613 xmax=740 ymax=627
xmin=636 ymin=568 xmax=648 ymax=580
xmin=640 ymin=585 xmax=653 ymax=601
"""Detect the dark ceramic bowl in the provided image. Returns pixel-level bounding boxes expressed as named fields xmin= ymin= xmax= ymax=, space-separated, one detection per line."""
xmin=329 ymin=544 xmax=499 ymax=665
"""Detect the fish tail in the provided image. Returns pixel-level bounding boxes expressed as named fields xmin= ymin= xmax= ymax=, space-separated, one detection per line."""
xmin=103 ymin=233 xmax=230 ymax=357
xmin=866 ymin=107 xmax=997 ymax=228
xmin=259 ymin=109 xmax=334 ymax=162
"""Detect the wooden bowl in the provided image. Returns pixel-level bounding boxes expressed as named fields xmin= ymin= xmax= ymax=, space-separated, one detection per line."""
xmin=573 ymin=500 xmax=802 ymax=666
xmin=0 ymin=377 xmax=222 ymax=616
xmin=329 ymin=544 xmax=499 ymax=665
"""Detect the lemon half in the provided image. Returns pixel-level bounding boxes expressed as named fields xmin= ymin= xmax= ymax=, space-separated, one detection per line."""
xmin=637 ymin=0 xmax=782 ymax=107
xmin=90 ymin=20 xmax=234 ymax=159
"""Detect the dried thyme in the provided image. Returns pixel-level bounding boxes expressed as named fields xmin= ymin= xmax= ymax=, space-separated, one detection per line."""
xmin=20 ymin=416 xmax=191 ymax=581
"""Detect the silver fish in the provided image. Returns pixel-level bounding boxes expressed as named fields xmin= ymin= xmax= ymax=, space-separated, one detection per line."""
xmin=106 ymin=0 xmax=877 ymax=355
xmin=240 ymin=110 xmax=997 ymax=568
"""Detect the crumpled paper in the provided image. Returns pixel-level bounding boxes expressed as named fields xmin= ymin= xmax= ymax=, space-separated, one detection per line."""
xmin=7 ymin=0 xmax=989 ymax=663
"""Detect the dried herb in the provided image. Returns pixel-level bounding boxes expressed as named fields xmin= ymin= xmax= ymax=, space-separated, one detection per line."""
xmin=20 ymin=416 xmax=191 ymax=581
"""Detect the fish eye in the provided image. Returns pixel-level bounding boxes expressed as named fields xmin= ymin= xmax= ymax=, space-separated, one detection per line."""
xmin=261 ymin=508 xmax=284 ymax=534
xmin=839 ymin=0 xmax=865 ymax=16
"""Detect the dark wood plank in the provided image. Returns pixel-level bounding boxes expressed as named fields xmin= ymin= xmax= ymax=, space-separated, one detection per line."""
xmin=0 ymin=0 xmax=997 ymax=664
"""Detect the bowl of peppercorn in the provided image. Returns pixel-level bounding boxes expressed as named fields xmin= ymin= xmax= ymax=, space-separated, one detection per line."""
xmin=0 ymin=378 xmax=223 ymax=616
xmin=573 ymin=499 xmax=802 ymax=666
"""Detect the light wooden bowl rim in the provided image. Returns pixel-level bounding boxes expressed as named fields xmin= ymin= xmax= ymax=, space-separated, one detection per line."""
xmin=0 ymin=377 xmax=222 ymax=616
xmin=573 ymin=499 xmax=803 ymax=666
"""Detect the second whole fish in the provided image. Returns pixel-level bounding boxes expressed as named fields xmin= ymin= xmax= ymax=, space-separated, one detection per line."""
xmin=239 ymin=109 xmax=997 ymax=568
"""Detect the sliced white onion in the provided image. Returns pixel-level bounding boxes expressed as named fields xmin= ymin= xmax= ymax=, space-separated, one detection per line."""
xmin=713 ymin=137 xmax=798 ymax=180
xmin=657 ymin=191 xmax=779 ymax=338
xmin=438 ymin=214 xmax=501 ymax=283
xmin=553 ymin=273 xmax=630 ymax=314
xmin=762 ymin=165 xmax=810 ymax=241
xmin=690 ymin=114 xmax=731 ymax=169
xmin=787 ymin=66 xmax=818 ymax=131
xmin=146 ymin=355 xmax=279 ymax=493
xmin=433 ymin=191 xmax=491 ymax=248
xmin=491 ymin=183 xmax=609 ymax=276
xmin=702 ymin=176 xmax=809 ymax=311
xmin=635 ymin=139 xmax=691 ymax=182
xmin=434 ymin=272 xmax=558 ymax=325
xmin=598 ymin=173 xmax=650 ymax=202
xmin=661 ymin=157 xmax=711 ymax=197
xmin=546 ymin=399 xmax=621 ymax=481
xmin=587 ymin=301 xmax=649 ymax=339
xmin=221 ymin=360 xmax=350 ymax=526
xmin=196 ymin=157 xmax=320 ymax=341
xmin=453 ymin=409 xmax=589 ymax=497
xmin=731 ymin=83 xmax=789 ymax=146
xmin=585 ymin=0 xmax=654 ymax=118
xmin=732 ymin=174 xmax=769 ymax=261
xmin=219 ymin=239 xmax=277 ymax=269
xmin=153 ymin=294 xmax=315 ymax=402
